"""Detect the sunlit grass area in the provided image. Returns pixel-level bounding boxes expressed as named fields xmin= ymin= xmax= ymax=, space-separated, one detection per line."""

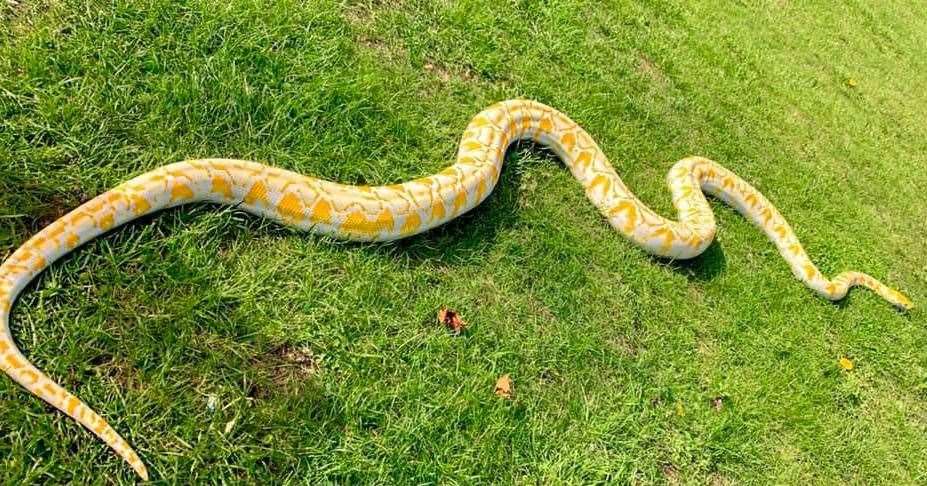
xmin=1 ymin=0 xmax=926 ymax=482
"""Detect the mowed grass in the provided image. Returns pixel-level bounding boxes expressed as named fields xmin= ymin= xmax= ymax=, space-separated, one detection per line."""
xmin=2 ymin=0 xmax=927 ymax=482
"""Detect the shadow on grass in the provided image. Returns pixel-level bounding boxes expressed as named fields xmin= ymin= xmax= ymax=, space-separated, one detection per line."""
xmin=660 ymin=240 xmax=727 ymax=282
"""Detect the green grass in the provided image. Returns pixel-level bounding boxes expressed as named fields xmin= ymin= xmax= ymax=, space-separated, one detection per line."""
xmin=2 ymin=0 xmax=926 ymax=482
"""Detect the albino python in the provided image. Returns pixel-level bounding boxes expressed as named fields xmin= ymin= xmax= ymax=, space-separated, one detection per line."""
xmin=0 ymin=100 xmax=912 ymax=479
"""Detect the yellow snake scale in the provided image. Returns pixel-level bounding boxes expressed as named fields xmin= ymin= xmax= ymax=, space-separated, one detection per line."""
xmin=0 ymin=100 xmax=913 ymax=479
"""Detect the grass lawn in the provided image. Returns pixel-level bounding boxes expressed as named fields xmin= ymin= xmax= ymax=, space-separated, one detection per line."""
xmin=2 ymin=0 xmax=927 ymax=482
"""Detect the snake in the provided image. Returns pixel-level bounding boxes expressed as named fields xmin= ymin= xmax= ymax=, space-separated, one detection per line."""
xmin=0 ymin=100 xmax=912 ymax=479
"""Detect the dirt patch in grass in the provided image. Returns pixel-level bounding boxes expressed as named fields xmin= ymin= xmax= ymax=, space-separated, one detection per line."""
xmin=356 ymin=34 xmax=407 ymax=62
xmin=637 ymin=52 xmax=669 ymax=88
xmin=662 ymin=462 xmax=680 ymax=485
xmin=342 ymin=0 xmax=406 ymax=26
xmin=424 ymin=60 xmax=477 ymax=83
xmin=91 ymin=354 xmax=143 ymax=392
xmin=709 ymin=472 xmax=733 ymax=486
xmin=610 ymin=335 xmax=639 ymax=357
xmin=250 ymin=344 xmax=322 ymax=399
xmin=2 ymin=0 xmax=56 ymax=37
xmin=345 ymin=1 xmax=413 ymax=67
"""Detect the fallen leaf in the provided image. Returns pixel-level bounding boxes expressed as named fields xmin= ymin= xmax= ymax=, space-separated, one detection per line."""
xmin=847 ymin=78 xmax=858 ymax=87
xmin=675 ymin=401 xmax=685 ymax=416
xmin=839 ymin=357 xmax=854 ymax=371
xmin=711 ymin=396 xmax=724 ymax=411
xmin=494 ymin=374 xmax=513 ymax=399
xmin=224 ymin=419 xmax=236 ymax=434
xmin=437 ymin=307 xmax=465 ymax=335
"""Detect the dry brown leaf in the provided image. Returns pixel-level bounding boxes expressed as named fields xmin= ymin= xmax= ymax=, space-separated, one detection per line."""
xmin=437 ymin=307 xmax=465 ymax=335
xmin=711 ymin=396 xmax=724 ymax=411
xmin=494 ymin=374 xmax=513 ymax=399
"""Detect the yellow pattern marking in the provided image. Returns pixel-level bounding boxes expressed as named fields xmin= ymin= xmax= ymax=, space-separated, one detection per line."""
xmin=575 ymin=151 xmax=593 ymax=172
xmin=803 ymin=263 xmax=817 ymax=280
xmin=401 ymin=212 xmax=421 ymax=235
xmin=343 ymin=210 xmax=394 ymax=235
xmin=588 ymin=174 xmax=611 ymax=196
xmin=539 ymin=117 xmax=553 ymax=132
xmin=560 ymin=132 xmax=576 ymax=152
xmin=462 ymin=140 xmax=483 ymax=151
xmin=431 ymin=200 xmax=446 ymax=220
xmin=131 ymin=195 xmax=151 ymax=215
xmin=243 ymin=181 xmax=268 ymax=205
xmin=170 ymin=183 xmax=194 ymax=202
xmin=609 ymin=200 xmax=639 ymax=233
xmin=5 ymin=354 xmax=24 ymax=369
xmin=310 ymin=199 xmax=332 ymax=224
xmin=452 ymin=191 xmax=468 ymax=214
xmin=98 ymin=213 xmax=115 ymax=230
xmin=276 ymin=193 xmax=304 ymax=221
xmin=211 ymin=176 xmax=233 ymax=198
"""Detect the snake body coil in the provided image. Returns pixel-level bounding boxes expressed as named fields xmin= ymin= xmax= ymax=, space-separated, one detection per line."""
xmin=0 ymin=100 xmax=912 ymax=479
